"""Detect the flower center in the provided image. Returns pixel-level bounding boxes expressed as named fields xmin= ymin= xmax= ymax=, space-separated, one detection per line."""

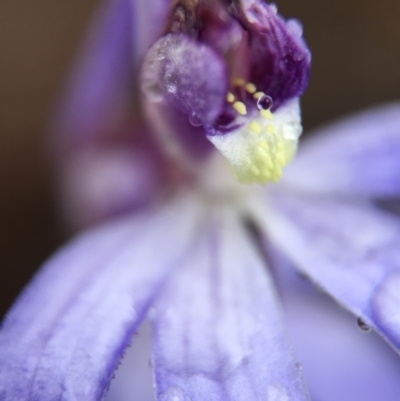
xmin=208 ymin=80 xmax=303 ymax=184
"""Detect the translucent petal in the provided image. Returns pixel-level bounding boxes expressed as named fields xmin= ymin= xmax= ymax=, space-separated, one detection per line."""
xmin=54 ymin=0 xmax=173 ymax=147
xmin=151 ymin=207 xmax=310 ymax=401
xmin=54 ymin=0 xmax=135 ymax=146
xmin=270 ymin=247 xmax=400 ymax=401
xmin=0 ymin=197 xmax=201 ymax=401
xmin=282 ymin=103 xmax=400 ymax=196
xmin=259 ymin=192 xmax=400 ymax=352
xmin=142 ymin=34 xmax=228 ymax=128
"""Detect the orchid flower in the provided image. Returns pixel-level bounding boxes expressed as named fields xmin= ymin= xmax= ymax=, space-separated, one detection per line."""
xmin=1 ymin=0 xmax=400 ymax=401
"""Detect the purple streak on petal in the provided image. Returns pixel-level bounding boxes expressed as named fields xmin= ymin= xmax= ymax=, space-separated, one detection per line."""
xmin=269 ymin=246 xmax=400 ymax=401
xmin=151 ymin=209 xmax=310 ymax=401
xmin=0 ymin=198 xmax=201 ymax=401
xmin=54 ymin=0 xmax=134 ymax=148
xmin=234 ymin=0 xmax=311 ymax=109
xmin=142 ymin=34 xmax=228 ymax=127
xmin=282 ymin=103 xmax=400 ymax=196
xmin=260 ymin=192 xmax=400 ymax=352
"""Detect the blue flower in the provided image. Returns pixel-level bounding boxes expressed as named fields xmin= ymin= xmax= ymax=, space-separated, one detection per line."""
xmin=1 ymin=0 xmax=400 ymax=400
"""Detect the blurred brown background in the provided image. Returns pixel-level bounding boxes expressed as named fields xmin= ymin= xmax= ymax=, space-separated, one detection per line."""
xmin=0 ymin=0 xmax=399 ymax=317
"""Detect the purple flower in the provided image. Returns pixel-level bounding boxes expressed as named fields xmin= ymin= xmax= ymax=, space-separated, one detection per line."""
xmin=1 ymin=1 xmax=400 ymax=401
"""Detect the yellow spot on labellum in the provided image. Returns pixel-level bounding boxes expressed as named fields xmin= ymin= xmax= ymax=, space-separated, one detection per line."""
xmin=250 ymin=165 xmax=260 ymax=176
xmin=245 ymin=83 xmax=257 ymax=94
xmin=263 ymin=155 xmax=274 ymax=169
xmin=258 ymin=148 xmax=268 ymax=157
xmin=261 ymin=109 xmax=274 ymax=120
xmin=226 ymin=93 xmax=235 ymax=103
xmin=253 ymin=91 xmax=265 ymax=100
xmin=276 ymin=151 xmax=286 ymax=165
xmin=271 ymin=165 xmax=283 ymax=182
xmin=261 ymin=170 xmax=271 ymax=180
xmin=266 ymin=125 xmax=276 ymax=134
xmin=249 ymin=121 xmax=261 ymax=134
xmin=233 ymin=101 xmax=247 ymax=115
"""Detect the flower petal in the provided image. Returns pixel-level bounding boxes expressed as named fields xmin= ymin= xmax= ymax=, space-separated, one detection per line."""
xmin=281 ymin=103 xmax=400 ymax=196
xmin=0 ymin=197 xmax=201 ymax=401
xmin=151 ymin=208 xmax=310 ymax=401
xmin=235 ymin=0 xmax=311 ymax=109
xmin=269 ymin=246 xmax=400 ymax=401
xmin=54 ymin=0 xmax=173 ymax=147
xmin=60 ymin=145 xmax=162 ymax=230
xmin=142 ymin=34 xmax=228 ymax=127
xmin=258 ymin=192 xmax=400 ymax=351
xmin=141 ymin=33 xmax=227 ymax=164
xmin=132 ymin=0 xmax=174 ymax=62
xmin=54 ymin=0 xmax=135 ymax=147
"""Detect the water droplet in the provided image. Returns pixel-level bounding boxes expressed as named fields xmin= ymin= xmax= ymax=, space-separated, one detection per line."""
xmin=160 ymin=387 xmax=188 ymax=401
xmin=257 ymin=95 xmax=273 ymax=110
xmin=267 ymin=383 xmax=289 ymax=401
xmin=167 ymin=84 xmax=177 ymax=94
xmin=189 ymin=113 xmax=202 ymax=127
xmin=357 ymin=317 xmax=372 ymax=332
xmin=286 ymin=19 xmax=303 ymax=37
xmin=297 ymin=270 xmax=309 ymax=281
xmin=269 ymin=3 xmax=278 ymax=14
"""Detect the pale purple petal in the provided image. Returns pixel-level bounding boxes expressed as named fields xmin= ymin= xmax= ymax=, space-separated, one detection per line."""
xmin=59 ymin=145 xmax=162 ymax=230
xmin=281 ymin=103 xmax=400 ymax=196
xmin=269 ymin=247 xmax=400 ymax=401
xmin=148 ymin=34 xmax=228 ymax=125
xmin=142 ymin=34 xmax=228 ymax=127
xmin=54 ymin=0 xmax=135 ymax=147
xmin=141 ymin=33 xmax=227 ymax=162
xmin=259 ymin=192 xmax=400 ymax=351
xmin=151 ymin=209 xmax=310 ymax=401
xmin=132 ymin=0 xmax=173 ymax=63
xmin=0 ymin=198 xmax=201 ymax=401
xmin=54 ymin=0 xmax=173 ymax=148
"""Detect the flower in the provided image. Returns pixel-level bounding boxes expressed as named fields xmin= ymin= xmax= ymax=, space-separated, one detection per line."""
xmin=1 ymin=1 xmax=400 ymax=401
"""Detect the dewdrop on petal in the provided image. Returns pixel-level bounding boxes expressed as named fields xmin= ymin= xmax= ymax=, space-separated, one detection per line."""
xmin=257 ymin=95 xmax=273 ymax=111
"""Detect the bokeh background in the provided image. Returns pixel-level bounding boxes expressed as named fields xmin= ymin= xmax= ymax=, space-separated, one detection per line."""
xmin=0 ymin=0 xmax=400 ymax=317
